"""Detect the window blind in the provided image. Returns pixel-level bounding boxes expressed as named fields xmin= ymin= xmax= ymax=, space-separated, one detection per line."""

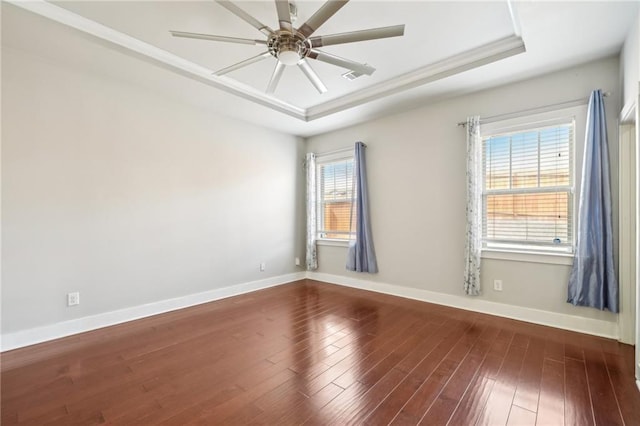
xmin=317 ymin=158 xmax=356 ymax=240
xmin=482 ymin=122 xmax=574 ymax=252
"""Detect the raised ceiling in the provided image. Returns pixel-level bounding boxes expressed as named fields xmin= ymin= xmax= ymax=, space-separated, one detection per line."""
xmin=3 ymin=1 xmax=638 ymax=136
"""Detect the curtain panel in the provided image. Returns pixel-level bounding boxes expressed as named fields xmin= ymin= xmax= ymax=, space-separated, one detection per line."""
xmin=346 ymin=142 xmax=378 ymax=273
xmin=567 ymin=90 xmax=618 ymax=312
xmin=464 ymin=116 xmax=482 ymax=296
xmin=305 ymin=152 xmax=318 ymax=271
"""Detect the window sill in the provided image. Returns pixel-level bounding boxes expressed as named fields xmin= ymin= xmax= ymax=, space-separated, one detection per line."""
xmin=317 ymin=239 xmax=351 ymax=247
xmin=482 ymin=249 xmax=574 ymax=265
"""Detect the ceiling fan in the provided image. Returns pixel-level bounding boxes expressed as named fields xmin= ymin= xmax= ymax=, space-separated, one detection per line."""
xmin=170 ymin=0 xmax=405 ymax=94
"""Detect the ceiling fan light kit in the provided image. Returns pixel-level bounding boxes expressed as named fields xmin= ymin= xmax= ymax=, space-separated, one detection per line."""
xmin=170 ymin=0 xmax=405 ymax=95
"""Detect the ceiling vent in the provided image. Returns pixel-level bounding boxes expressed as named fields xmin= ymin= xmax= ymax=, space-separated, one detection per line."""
xmin=342 ymin=70 xmax=366 ymax=81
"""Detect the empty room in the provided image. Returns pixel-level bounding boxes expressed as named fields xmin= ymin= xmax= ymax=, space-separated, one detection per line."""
xmin=2 ymin=0 xmax=640 ymax=424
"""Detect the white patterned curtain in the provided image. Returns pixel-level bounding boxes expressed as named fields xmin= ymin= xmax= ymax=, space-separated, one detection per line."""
xmin=464 ymin=116 xmax=481 ymax=295
xmin=305 ymin=153 xmax=318 ymax=270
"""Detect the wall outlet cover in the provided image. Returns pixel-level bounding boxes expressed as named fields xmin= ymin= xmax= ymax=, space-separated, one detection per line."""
xmin=67 ymin=292 xmax=80 ymax=306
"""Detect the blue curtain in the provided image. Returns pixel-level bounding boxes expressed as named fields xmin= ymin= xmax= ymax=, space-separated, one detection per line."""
xmin=567 ymin=90 xmax=618 ymax=312
xmin=347 ymin=142 xmax=378 ymax=273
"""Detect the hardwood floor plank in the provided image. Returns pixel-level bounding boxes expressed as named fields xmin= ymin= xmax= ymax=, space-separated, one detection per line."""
xmin=475 ymin=334 xmax=529 ymax=426
xmin=361 ymin=320 xmax=462 ymax=426
xmin=2 ymin=280 xmax=636 ymax=426
xmin=446 ymin=326 xmax=512 ymax=426
xmin=564 ymin=357 xmax=595 ymax=426
xmin=583 ymin=348 xmax=624 ymax=426
xmin=512 ymin=336 xmax=545 ymax=412
xmin=564 ymin=343 xmax=585 ymax=361
xmin=480 ymin=329 xmax=516 ymax=380
xmin=390 ymin=320 xmax=486 ymax=425
xmin=304 ymin=381 xmax=370 ymax=424
xmin=536 ymin=358 xmax=564 ymax=426
xmin=417 ymin=336 xmax=491 ymax=425
xmin=543 ymin=338 xmax=565 ymax=363
xmin=447 ymin=375 xmax=496 ymax=426
xmin=506 ymin=405 xmax=537 ymax=426
xmin=332 ymin=313 xmax=424 ymax=388
xmin=603 ymin=349 xmax=640 ymax=426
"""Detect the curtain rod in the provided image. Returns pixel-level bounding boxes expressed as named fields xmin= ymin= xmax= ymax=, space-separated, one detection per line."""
xmin=316 ymin=143 xmax=366 ymax=157
xmin=457 ymin=91 xmax=610 ymax=127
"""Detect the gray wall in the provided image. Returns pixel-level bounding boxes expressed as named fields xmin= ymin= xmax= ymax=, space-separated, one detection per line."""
xmin=1 ymin=45 xmax=305 ymax=334
xmin=306 ymin=57 xmax=621 ymax=326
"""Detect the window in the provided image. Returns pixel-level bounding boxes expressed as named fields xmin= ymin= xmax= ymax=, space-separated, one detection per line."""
xmin=482 ymin=119 xmax=575 ymax=254
xmin=316 ymin=153 xmax=356 ymax=241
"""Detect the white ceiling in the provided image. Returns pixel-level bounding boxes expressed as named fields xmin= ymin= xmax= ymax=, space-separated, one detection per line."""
xmin=3 ymin=1 xmax=638 ymax=137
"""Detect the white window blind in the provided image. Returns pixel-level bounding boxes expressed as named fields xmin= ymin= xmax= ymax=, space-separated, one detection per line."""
xmin=482 ymin=121 xmax=574 ymax=253
xmin=317 ymin=156 xmax=356 ymax=240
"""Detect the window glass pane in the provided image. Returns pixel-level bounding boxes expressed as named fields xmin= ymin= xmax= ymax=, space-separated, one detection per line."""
xmin=511 ymin=131 xmax=538 ymax=189
xmin=484 ymin=192 xmax=570 ymax=245
xmin=539 ymin=126 xmax=570 ymax=187
xmin=484 ymin=136 xmax=510 ymax=190
xmin=482 ymin=122 xmax=573 ymax=252
xmin=317 ymin=158 xmax=355 ymax=239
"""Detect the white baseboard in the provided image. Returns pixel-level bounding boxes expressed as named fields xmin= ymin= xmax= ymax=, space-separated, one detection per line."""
xmin=307 ymin=272 xmax=619 ymax=340
xmin=2 ymin=270 xmax=620 ymax=352
xmin=1 ymin=272 xmax=306 ymax=352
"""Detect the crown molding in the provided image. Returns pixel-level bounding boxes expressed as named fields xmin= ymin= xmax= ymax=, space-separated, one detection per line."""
xmin=9 ymin=0 xmax=525 ymax=123
xmin=305 ymin=35 xmax=526 ymax=121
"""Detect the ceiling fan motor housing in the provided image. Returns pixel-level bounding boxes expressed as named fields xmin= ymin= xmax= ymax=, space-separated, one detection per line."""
xmin=268 ymin=31 xmax=310 ymax=65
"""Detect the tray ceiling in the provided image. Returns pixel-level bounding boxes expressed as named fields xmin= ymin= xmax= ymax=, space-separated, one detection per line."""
xmin=3 ymin=1 xmax=638 ymax=136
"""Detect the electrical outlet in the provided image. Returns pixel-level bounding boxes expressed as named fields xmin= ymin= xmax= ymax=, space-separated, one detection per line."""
xmin=67 ymin=292 xmax=80 ymax=306
xmin=493 ymin=280 xmax=503 ymax=291
xmin=295 ymin=257 xmax=300 ymax=266
xmin=260 ymin=262 xmax=266 ymax=272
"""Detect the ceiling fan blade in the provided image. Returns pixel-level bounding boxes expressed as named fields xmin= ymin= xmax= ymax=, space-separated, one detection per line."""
xmin=275 ymin=0 xmax=293 ymax=32
xmin=308 ymin=50 xmax=375 ymax=76
xmin=215 ymin=52 xmax=272 ymax=76
xmin=266 ymin=61 xmax=286 ymax=94
xmin=309 ymin=24 xmax=405 ymax=48
xmin=170 ymin=31 xmax=266 ymax=45
xmin=298 ymin=0 xmax=349 ymax=38
xmin=298 ymin=58 xmax=328 ymax=94
xmin=215 ymin=0 xmax=274 ymax=36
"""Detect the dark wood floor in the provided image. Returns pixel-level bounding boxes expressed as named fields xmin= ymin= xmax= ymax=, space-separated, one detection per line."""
xmin=1 ymin=280 xmax=639 ymax=425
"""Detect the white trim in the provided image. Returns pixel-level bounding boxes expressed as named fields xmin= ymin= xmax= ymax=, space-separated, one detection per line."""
xmin=637 ymin=380 xmax=640 ymax=393
xmin=618 ymin=123 xmax=637 ymax=345
xmin=317 ymin=239 xmax=350 ymax=247
xmin=620 ymin=100 xmax=637 ymax=124
xmin=0 ymin=272 xmax=305 ymax=352
xmin=306 ymin=35 xmax=526 ymax=121
xmin=482 ymin=249 xmax=573 ymax=266
xmin=506 ymin=0 xmax=522 ymax=37
xmin=9 ymin=0 xmax=525 ymax=123
xmin=307 ymin=272 xmax=619 ymax=339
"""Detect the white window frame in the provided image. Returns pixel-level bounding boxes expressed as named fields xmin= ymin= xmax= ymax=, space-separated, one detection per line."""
xmin=479 ymin=105 xmax=587 ymax=264
xmin=315 ymin=150 xmax=355 ymax=246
